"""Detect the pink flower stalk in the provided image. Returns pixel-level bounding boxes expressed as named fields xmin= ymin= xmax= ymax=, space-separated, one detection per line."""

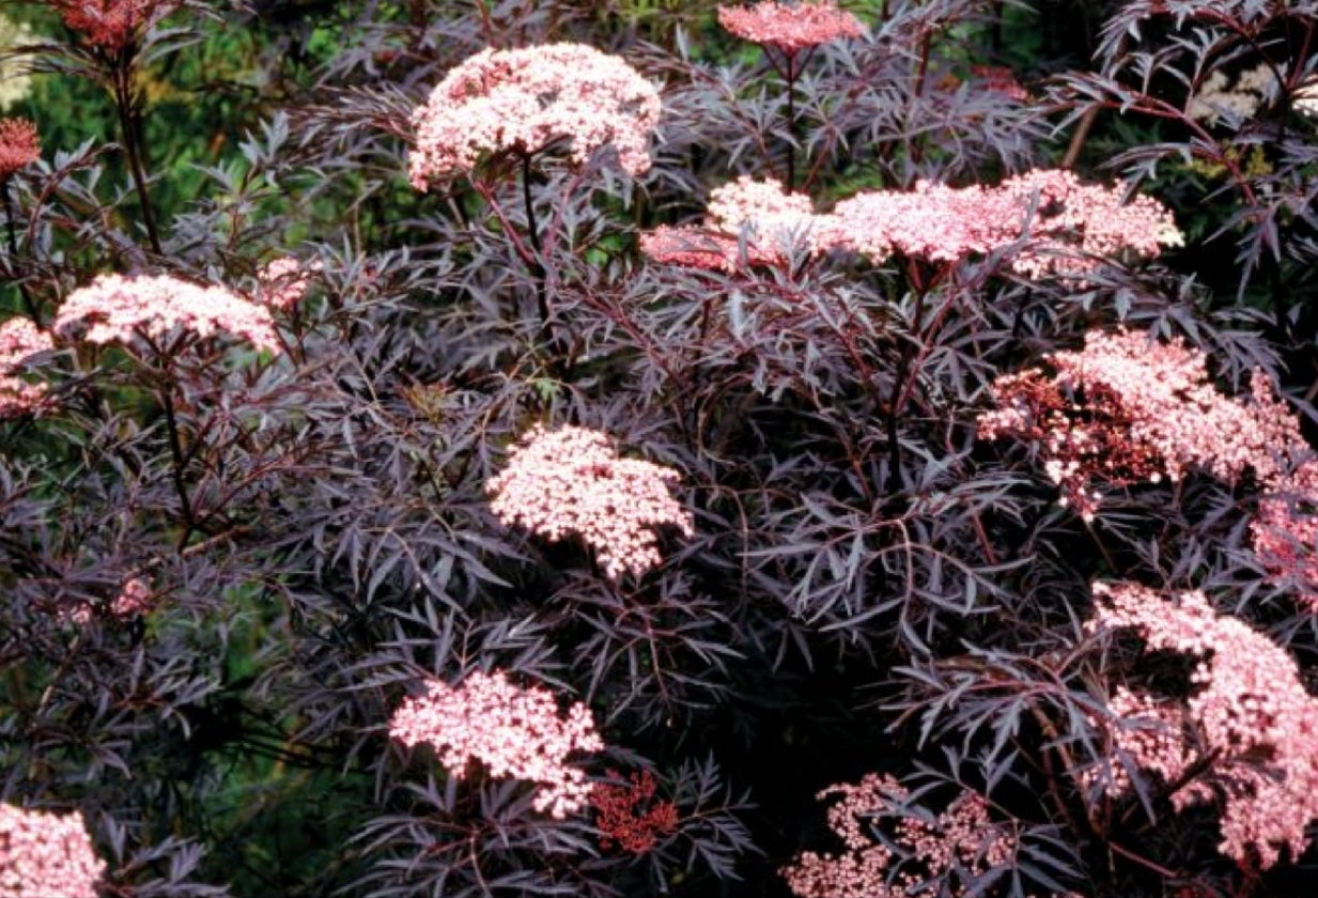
xmin=0 ymin=318 xmax=53 ymax=419
xmin=0 ymin=118 xmax=39 ymax=179
xmin=54 ymin=272 xmax=282 ymax=354
xmin=0 ymin=803 xmax=105 ymax=898
xmin=641 ymin=176 xmax=827 ymax=272
xmin=408 ymin=43 xmax=662 ymax=188
xmin=826 ymin=169 xmax=1181 ymax=276
xmin=388 ymin=669 xmax=604 ymax=819
xmin=256 ymin=257 xmax=317 ymax=311
xmin=781 ymin=773 xmax=1076 ymax=898
xmin=48 ymin=0 xmax=173 ymax=53
xmin=718 ymin=1 xmax=867 ymax=54
xmin=1088 ymin=582 xmax=1318 ymax=869
xmin=487 ymin=424 xmax=694 ymax=580
xmin=978 ymin=329 xmax=1298 ymax=521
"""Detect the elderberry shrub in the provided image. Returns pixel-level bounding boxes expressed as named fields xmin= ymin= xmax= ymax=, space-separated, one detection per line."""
xmin=2 ymin=2 xmax=1317 ymax=897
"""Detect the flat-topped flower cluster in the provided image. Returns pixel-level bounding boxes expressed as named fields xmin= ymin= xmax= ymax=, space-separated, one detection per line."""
xmin=717 ymin=1 xmax=867 ymax=54
xmin=487 ymin=424 xmax=693 ymax=581
xmin=55 ymin=272 xmax=281 ymax=353
xmin=409 ymin=43 xmax=662 ymax=188
xmin=641 ymin=170 xmax=1182 ymax=277
xmin=388 ymin=669 xmax=604 ymax=819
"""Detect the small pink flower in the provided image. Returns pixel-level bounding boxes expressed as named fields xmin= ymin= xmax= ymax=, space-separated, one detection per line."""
xmin=409 ymin=43 xmax=662 ymax=187
xmin=0 ymin=803 xmax=105 ymax=898
xmin=0 ymin=118 xmax=40 ymax=179
xmin=389 ymin=669 xmax=604 ymax=819
xmin=487 ymin=424 xmax=694 ymax=580
xmin=718 ymin=1 xmax=867 ymax=54
xmin=54 ymin=272 xmax=282 ymax=354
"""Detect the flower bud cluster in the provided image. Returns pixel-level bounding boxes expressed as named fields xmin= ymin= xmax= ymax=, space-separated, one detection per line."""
xmin=388 ymin=669 xmax=604 ymax=819
xmin=590 ymin=769 xmax=679 ymax=854
xmin=487 ymin=424 xmax=694 ymax=581
xmin=0 ymin=117 xmax=39 ymax=178
xmin=409 ymin=43 xmax=662 ymax=188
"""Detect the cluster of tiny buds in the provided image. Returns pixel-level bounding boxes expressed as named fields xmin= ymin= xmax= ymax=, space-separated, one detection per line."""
xmin=589 ymin=769 xmax=679 ymax=854
xmin=0 ymin=117 xmax=39 ymax=179
xmin=1088 ymin=582 xmax=1318 ymax=869
xmin=54 ymin=272 xmax=282 ymax=354
xmin=782 ymin=773 xmax=1080 ymax=898
xmin=487 ymin=424 xmax=694 ymax=581
xmin=0 ymin=317 xmax=53 ymax=420
xmin=388 ymin=669 xmax=604 ymax=819
xmin=409 ymin=42 xmax=662 ymax=187
xmin=0 ymin=803 xmax=105 ymax=898
xmin=717 ymin=1 xmax=867 ymax=55
xmin=48 ymin=0 xmax=173 ymax=53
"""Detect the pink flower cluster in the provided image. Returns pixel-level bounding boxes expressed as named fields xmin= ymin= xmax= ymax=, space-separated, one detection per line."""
xmin=781 ymin=774 xmax=1075 ymax=898
xmin=978 ymin=328 xmax=1298 ymax=520
xmin=824 ymin=169 xmax=1182 ymax=277
xmin=640 ymin=176 xmax=824 ymax=272
xmin=0 ymin=318 xmax=53 ymax=419
xmin=642 ymin=170 xmax=1180 ymax=277
xmin=0 ymin=803 xmax=105 ymax=898
xmin=0 ymin=118 xmax=39 ymax=179
xmin=54 ymin=273 xmax=281 ymax=354
xmin=1087 ymin=582 xmax=1318 ymax=869
xmin=487 ymin=424 xmax=694 ymax=580
xmin=718 ymin=1 xmax=867 ymax=54
xmin=388 ymin=669 xmax=604 ymax=819
xmin=978 ymin=328 xmax=1318 ymax=609
xmin=408 ymin=43 xmax=662 ymax=188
